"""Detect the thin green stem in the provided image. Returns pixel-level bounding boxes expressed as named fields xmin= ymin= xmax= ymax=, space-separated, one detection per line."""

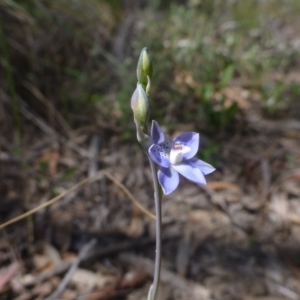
xmin=148 ymin=155 xmax=162 ymax=300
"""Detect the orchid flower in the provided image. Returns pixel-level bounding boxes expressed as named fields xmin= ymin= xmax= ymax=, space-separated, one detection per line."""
xmin=148 ymin=121 xmax=215 ymax=194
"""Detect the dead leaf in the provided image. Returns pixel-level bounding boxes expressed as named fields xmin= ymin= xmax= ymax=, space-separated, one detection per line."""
xmin=35 ymin=150 xmax=60 ymax=176
xmin=71 ymin=268 xmax=114 ymax=288
xmin=0 ymin=262 xmax=21 ymax=290
xmin=119 ymin=269 xmax=148 ymax=289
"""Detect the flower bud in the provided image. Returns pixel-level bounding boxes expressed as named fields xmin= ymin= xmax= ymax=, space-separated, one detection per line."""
xmin=131 ymin=84 xmax=149 ymax=126
xmin=137 ymin=48 xmax=153 ymax=90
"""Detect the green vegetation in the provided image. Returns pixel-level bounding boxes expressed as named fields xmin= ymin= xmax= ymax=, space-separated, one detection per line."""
xmin=1 ymin=0 xmax=300 ymax=141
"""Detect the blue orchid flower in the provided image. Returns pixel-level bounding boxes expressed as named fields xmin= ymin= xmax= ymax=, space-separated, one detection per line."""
xmin=148 ymin=121 xmax=215 ymax=195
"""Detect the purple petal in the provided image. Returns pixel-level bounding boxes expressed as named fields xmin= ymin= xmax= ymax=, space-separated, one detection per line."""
xmin=158 ymin=167 xmax=179 ymax=195
xmin=151 ymin=121 xmax=169 ymax=144
xmin=172 ymin=132 xmax=199 ymax=160
xmin=188 ymin=158 xmax=216 ymax=175
xmin=148 ymin=144 xmax=170 ymax=168
xmin=173 ymin=162 xmax=206 ymax=185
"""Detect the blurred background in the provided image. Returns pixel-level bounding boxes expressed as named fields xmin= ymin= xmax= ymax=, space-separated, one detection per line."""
xmin=1 ymin=0 xmax=300 ymax=299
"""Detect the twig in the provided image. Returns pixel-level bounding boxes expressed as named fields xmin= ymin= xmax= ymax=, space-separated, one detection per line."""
xmin=0 ymin=171 xmax=155 ymax=230
xmin=88 ymin=135 xmax=100 ymax=177
xmin=33 ymin=238 xmax=154 ymax=284
xmin=23 ymin=81 xmax=72 ymax=137
xmin=104 ymin=172 xmax=156 ymax=220
xmin=44 ymin=239 xmax=96 ymax=300
xmin=0 ymin=174 xmax=99 ymax=230
xmin=1 ymin=91 xmax=91 ymax=158
xmin=18 ymin=97 xmax=91 ymax=158
xmin=265 ymin=278 xmax=300 ymax=300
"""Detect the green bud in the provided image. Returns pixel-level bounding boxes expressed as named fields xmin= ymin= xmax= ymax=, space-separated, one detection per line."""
xmin=137 ymin=47 xmax=153 ymax=90
xmin=131 ymin=84 xmax=149 ymax=126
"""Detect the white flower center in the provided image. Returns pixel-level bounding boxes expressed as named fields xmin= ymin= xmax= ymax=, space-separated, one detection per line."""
xmin=169 ymin=144 xmax=184 ymax=165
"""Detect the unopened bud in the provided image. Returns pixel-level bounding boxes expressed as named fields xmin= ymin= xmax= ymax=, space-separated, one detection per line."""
xmin=137 ymin=48 xmax=153 ymax=90
xmin=131 ymin=84 xmax=149 ymax=126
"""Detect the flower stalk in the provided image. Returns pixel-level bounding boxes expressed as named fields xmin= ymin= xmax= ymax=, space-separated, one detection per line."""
xmin=147 ymin=155 xmax=162 ymax=300
xmin=133 ymin=48 xmax=162 ymax=300
xmin=131 ymin=47 xmax=215 ymax=300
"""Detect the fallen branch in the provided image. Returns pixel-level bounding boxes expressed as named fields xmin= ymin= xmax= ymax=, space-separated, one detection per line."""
xmin=44 ymin=239 xmax=96 ymax=300
xmin=0 ymin=171 xmax=155 ymax=230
